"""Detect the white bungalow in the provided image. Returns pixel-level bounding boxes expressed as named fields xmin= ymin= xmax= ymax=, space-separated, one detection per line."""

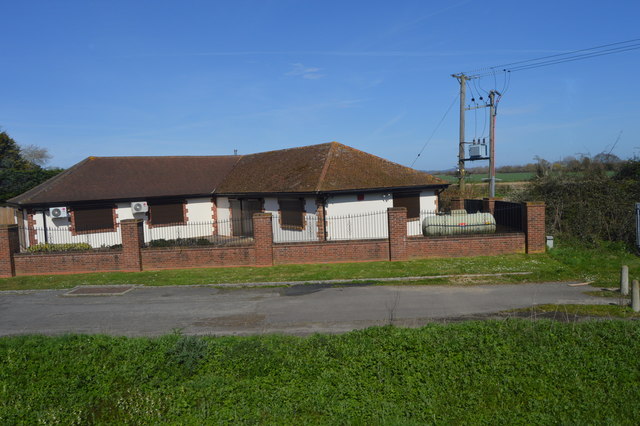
xmin=8 ymin=142 xmax=449 ymax=248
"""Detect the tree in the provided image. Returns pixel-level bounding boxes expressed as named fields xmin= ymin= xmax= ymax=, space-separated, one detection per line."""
xmin=20 ymin=144 xmax=52 ymax=166
xmin=0 ymin=131 xmax=31 ymax=170
xmin=0 ymin=131 xmax=63 ymax=202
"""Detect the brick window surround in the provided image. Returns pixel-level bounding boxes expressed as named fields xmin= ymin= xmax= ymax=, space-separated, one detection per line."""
xmin=278 ymin=198 xmax=306 ymax=230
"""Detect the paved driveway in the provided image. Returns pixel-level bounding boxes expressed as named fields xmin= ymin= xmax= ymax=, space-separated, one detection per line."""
xmin=0 ymin=282 xmax=606 ymax=336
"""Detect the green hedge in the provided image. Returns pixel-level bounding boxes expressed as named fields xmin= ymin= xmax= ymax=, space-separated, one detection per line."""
xmin=26 ymin=243 xmax=93 ymax=253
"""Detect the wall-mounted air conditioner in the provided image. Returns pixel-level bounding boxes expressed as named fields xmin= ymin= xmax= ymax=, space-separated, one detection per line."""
xmin=131 ymin=201 xmax=148 ymax=213
xmin=49 ymin=207 xmax=68 ymax=218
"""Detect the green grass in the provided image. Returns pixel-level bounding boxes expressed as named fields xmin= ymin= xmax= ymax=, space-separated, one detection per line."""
xmin=583 ymin=289 xmax=629 ymax=298
xmin=510 ymin=303 xmax=640 ymax=318
xmin=1 ymin=240 xmax=638 ymax=290
xmin=2 ymin=321 xmax=639 ymax=424
xmin=435 ymin=172 xmax=534 ymax=183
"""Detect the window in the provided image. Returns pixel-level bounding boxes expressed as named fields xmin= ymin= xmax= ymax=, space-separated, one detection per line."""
xmin=149 ymin=201 xmax=185 ymax=225
xmin=278 ymin=198 xmax=305 ymax=229
xmin=393 ymin=192 xmax=420 ymax=219
xmin=73 ymin=206 xmax=115 ymax=232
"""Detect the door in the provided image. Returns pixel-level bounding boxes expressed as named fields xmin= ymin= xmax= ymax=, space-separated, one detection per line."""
xmin=230 ymin=198 xmax=262 ymax=237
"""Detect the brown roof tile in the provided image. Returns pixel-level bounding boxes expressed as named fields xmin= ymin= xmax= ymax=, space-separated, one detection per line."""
xmin=9 ymin=142 xmax=447 ymax=206
xmin=217 ymin=142 xmax=447 ymax=194
xmin=215 ymin=143 xmax=331 ymax=193
xmin=9 ymin=156 xmax=240 ymax=205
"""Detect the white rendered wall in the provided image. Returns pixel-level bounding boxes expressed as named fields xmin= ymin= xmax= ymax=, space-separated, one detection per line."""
xmin=30 ymin=198 xmax=218 ymax=248
xmin=264 ymin=197 xmax=318 ymax=243
xmin=324 ymin=192 xmax=392 ymax=240
xmin=32 ymin=208 xmax=121 ymax=248
xmin=142 ymin=198 xmax=216 ymax=243
xmin=215 ymin=197 xmax=232 ymax=236
xmin=407 ymin=190 xmax=438 ymax=236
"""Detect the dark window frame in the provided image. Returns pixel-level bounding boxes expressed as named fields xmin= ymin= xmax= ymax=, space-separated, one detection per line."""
xmin=148 ymin=200 xmax=186 ymax=227
xmin=278 ymin=198 xmax=306 ymax=230
xmin=393 ymin=192 xmax=421 ymax=220
xmin=71 ymin=205 xmax=116 ymax=234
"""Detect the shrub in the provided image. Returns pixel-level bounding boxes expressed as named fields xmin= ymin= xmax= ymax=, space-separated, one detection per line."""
xmin=27 ymin=242 xmax=93 ymax=253
xmin=147 ymin=238 xmax=212 ymax=248
xmin=518 ymin=165 xmax=639 ymax=247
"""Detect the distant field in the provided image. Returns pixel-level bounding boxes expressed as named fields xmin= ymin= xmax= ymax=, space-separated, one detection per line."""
xmin=435 ymin=172 xmax=534 ymax=183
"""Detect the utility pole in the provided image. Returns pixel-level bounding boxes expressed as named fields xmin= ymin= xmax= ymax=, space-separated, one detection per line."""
xmin=452 ymin=74 xmax=502 ymax=198
xmin=488 ymin=90 xmax=496 ymax=198
xmin=453 ymin=74 xmax=469 ymax=193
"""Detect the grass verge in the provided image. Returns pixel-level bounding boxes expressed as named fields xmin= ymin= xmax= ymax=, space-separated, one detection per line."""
xmin=2 ymin=321 xmax=639 ymax=424
xmin=1 ymin=240 xmax=638 ymax=291
xmin=509 ymin=303 xmax=640 ymax=318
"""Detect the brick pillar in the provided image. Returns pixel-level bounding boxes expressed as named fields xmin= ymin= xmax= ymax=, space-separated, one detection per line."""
xmin=120 ymin=219 xmax=143 ymax=271
xmin=524 ymin=202 xmax=546 ymax=254
xmin=253 ymin=213 xmax=273 ymax=266
xmin=387 ymin=207 xmax=408 ymax=261
xmin=0 ymin=225 xmax=20 ymax=278
xmin=211 ymin=197 xmax=219 ymax=236
xmin=315 ymin=201 xmax=326 ymax=241
xmin=451 ymin=198 xmax=464 ymax=210
xmin=483 ymin=197 xmax=500 ymax=215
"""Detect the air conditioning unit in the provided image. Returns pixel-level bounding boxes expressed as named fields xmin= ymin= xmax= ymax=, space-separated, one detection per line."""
xmin=49 ymin=206 xmax=68 ymax=218
xmin=131 ymin=201 xmax=148 ymax=213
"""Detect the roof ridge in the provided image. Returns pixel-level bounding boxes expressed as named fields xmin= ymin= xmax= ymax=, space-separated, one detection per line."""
xmin=239 ymin=142 xmax=334 ymax=157
xmin=211 ymin=155 xmax=244 ymax=193
xmin=89 ymin=155 xmax=237 ymax=159
xmin=315 ymin=142 xmax=337 ymax=192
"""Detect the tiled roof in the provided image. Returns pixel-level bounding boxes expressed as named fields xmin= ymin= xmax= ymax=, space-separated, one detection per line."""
xmin=216 ymin=142 xmax=447 ymax=193
xmin=9 ymin=142 xmax=447 ymax=206
xmin=9 ymin=156 xmax=240 ymax=205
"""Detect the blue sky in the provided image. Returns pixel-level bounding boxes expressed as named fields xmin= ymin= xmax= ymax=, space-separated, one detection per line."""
xmin=1 ymin=0 xmax=639 ymax=171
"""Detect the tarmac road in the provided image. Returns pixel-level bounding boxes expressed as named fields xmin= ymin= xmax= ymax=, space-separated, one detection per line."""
xmin=0 ymin=282 xmax=607 ymax=336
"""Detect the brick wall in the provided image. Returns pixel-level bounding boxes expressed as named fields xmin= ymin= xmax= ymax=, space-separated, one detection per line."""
xmin=524 ymin=202 xmax=546 ymax=253
xmin=407 ymin=233 xmax=525 ymax=258
xmin=0 ymin=225 xmax=19 ymax=278
xmin=2 ymin=201 xmax=545 ymax=277
xmin=253 ymin=213 xmax=273 ymax=266
xmin=141 ymin=246 xmax=256 ymax=270
xmin=273 ymin=240 xmax=388 ymax=264
xmin=388 ymin=207 xmax=408 ymax=261
xmin=121 ymin=219 xmax=143 ymax=271
xmin=14 ymin=251 xmax=126 ymax=275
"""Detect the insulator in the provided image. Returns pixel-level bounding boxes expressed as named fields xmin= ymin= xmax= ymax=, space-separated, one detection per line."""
xmin=479 ymin=96 xmax=483 ymax=100
xmin=471 ymin=98 xmax=475 ymax=102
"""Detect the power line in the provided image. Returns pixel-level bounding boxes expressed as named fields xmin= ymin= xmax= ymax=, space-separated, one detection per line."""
xmin=410 ymin=91 xmax=459 ymax=167
xmin=460 ymin=37 xmax=640 ymax=76
xmin=469 ymin=42 xmax=640 ymax=78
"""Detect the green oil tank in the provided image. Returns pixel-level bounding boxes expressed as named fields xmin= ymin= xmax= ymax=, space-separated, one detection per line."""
xmin=422 ymin=212 xmax=496 ymax=236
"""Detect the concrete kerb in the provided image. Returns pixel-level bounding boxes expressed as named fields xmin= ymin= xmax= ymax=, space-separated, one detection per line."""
xmin=207 ymin=272 xmax=535 ymax=288
xmin=0 ymin=272 xmax=536 ymax=294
